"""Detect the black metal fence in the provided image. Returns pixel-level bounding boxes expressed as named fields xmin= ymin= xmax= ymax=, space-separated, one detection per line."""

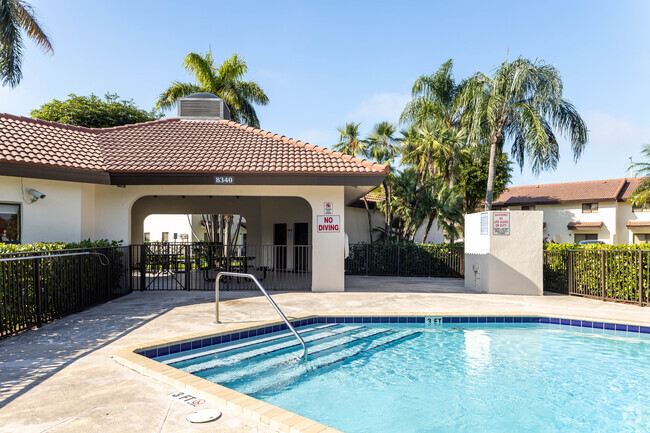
xmin=0 ymin=246 xmax=132 ymax=339
xmin=345 ymin=243 xmax=464 ymax=278
xmin=543 ymin=249 xmax=650 ymax=306
xmin=130 ymin=243 xmax=312 ymax=291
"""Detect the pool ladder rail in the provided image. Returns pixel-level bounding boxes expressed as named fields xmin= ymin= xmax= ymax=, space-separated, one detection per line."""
xmin=214 ymin=272 xmax=308 ymax=360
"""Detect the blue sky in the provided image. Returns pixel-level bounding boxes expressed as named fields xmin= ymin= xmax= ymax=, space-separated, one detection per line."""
xmin=4 ymin=0 xmax=650 ymax=186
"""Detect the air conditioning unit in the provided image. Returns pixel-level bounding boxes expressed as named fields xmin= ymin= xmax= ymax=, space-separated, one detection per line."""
xmin=177 ymin=93 xmax=230 ymax=120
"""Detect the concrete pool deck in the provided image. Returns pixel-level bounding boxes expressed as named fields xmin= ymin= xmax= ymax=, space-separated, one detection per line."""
xmin=2 ymin=276 xmax=650 ymax=432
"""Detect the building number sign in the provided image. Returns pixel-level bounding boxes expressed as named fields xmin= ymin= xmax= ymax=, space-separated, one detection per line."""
xmin=214 ymin=176 xmax=234 ymax=185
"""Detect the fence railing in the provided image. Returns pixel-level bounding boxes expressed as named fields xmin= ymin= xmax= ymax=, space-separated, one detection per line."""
xmin=543 ymin=249 xmax=650 ymax=306
xmin=345 ymin=243 xmax=464 ymax=278
xmin=0 ymin=246 xmax=132 ymax=339
xmin=130 ymin=243 xmax=312 ymax=291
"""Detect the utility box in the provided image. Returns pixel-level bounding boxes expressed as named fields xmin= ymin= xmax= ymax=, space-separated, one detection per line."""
xmin=464 ymin=211 xmax=543 ymax=295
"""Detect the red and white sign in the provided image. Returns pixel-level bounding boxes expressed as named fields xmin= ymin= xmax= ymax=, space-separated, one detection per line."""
xmin=493 ymin=212 xmax=510 ymax=236
xmin=317 ymin=215 xmax=340 ymax=233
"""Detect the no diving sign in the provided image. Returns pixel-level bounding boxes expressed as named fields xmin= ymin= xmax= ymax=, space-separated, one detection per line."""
xmin=317 ymin=215 xmax=340 ymax=233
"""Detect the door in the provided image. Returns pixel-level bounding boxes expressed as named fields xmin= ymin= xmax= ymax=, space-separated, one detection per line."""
xmin=294 ymin=222 xmax=308 ymax=272
xmin=274 ymin=223 xmax=287 ymax=270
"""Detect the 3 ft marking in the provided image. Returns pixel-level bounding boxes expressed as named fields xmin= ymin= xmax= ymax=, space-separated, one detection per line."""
xmin=425 ymin=316 xmax=443 ymax=327
xmin=169 ymin=391 xmax=206 ymax=407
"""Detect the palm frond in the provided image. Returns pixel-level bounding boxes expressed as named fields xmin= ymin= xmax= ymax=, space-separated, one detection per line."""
xmin=155 ymin=82 xmax=202 ymax=110
xmin=15 ymin=0 xmax=52 ymax=53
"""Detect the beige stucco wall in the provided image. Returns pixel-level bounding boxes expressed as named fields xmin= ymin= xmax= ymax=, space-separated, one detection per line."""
xmin=465 ymin=211 xmax=543 ymax=295
xmin=344 ymin=206 xmax=446 ymax=244
xmin=617 ymin=202 xmax=650 ymax=244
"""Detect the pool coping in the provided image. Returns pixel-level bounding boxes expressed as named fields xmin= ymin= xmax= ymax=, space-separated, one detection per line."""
xmin=113 ymin=312 xmax=650 ymax=433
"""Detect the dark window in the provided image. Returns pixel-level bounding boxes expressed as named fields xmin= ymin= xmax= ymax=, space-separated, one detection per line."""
xmin=161 ymin=232 xmax=169 ymax=242
xmin=575 ymin=233 xmax=598 ymax=242
xmin=144 ymin=232 xmax=150 ymax=242
xmin=521 ymin=205 xmax=535 ymax=211
xmin=0 ymin=203 xmax=20 ymax=243
xmin=635 ymin=233 xmax=650 ymax=244
xmin=582 ymin=203 xmax=598 ymax=213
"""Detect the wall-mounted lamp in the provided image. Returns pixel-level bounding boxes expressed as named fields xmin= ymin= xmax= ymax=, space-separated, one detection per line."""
xmin=28 ymin=189 xmax=46 ymax=203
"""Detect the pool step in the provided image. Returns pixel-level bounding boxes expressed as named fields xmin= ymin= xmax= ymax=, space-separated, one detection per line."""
xmin=181 ymin=325 xmax=369 ymax=374
xmin=166 ymin=323 xmax=339 ymax=366
xmin=227 ymin=330 xmax=422 ymax=396
xmin=197 ymin=327 xmax=393 ymax=384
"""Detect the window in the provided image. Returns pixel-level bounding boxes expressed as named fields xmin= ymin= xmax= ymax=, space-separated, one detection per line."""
xmin=143 ymin=232 xmax=150 ymax=242
xmin=634 ymin=234 xmax=650 ymax=244
xmin=633 ymin=203 xmax=650 ymax=212
xmin=575 ymin=233 xmax=598 ymax=242
xmin=0 ymin=203 xmax=20 ymax=243
xmin=521 ymin=205 xmax=535 ymax=211
xmin=582 ymin=203 xmax=598 ymax=213
xmin=161 ymin=232 xmax=169 ymax=242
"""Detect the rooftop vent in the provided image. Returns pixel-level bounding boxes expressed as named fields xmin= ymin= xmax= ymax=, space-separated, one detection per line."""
xmin=177 ymin=93 xmax=230 ymax=120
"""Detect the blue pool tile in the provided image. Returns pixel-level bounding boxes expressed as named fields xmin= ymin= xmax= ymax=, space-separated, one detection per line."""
xmin=398 ymin=317 xmax=408 ymax=323
xmin=549 ymin=318 xmax=560 ymax=325
xmin=211 ymin=336 xmax=222 ymax=345
xmin=640 ymin=326 xmax=650 ymax=334
xmin=379 ymin=317 xmax=389 ymax=323
xmin=415 ymin=317 xmax=425 ymax=323
xmin=478 ymin=317 xmax=487 ymax=323
xmin=539 ymin=317 xmax=550 ymax=324
xmin=144 ymin=349 xmax=157 ymax=358
xmin=158 ymin=346 xmax=169 ymax=356
xmin=496 ymin=317 xmax=506 ymax=323
xmin=513 ymin=317 xmax=523 ymax=323
xmin=486 ymin=317 xmax=496 ymax=323
xmin=169 ymin=344 xmax=180 ymax=354
xmin=407 ymin=317 xmax=417 ymax=323
xmin=505 ymin=317 xmax=514 ymax=323
xmin=361 ymin=317 xmax=371 ymax=323
xmin=604 ymin=323 xmax=615 ymax=330
xmin=628 ymin=325 xmax=639 ymax=333
xmin=449 ymin=317 xmax=459 ymax=323
xmin=389 ymin=317 xmax=400 ymax=323
xmin=560 ymin=318 xmax=570 ymax=325
xmin=326 ymin=317 xmax=335 ymax=323
xmin=530 ymin=317 xmax=541 ymax=323
xmin=459 ymin=317 xmax=469 ymax=323
xmin=201 ymin=337 xmax=212 ymax=347
xmin=615 ymin=324 xmax=628 ymax=332
xmin=592 ymin=321 xmax=604 ymax=329
xmin=221 ymin=334 xmax=231 ymax=343
xmin=190 ymin=340 xmax=201 ymax=350
xmin=469 ymin=317 xmax=478 ymax=323
xmin=522 ymin=317 xmax=532 ymax=323
xmin=279 ymin=324 xmax=288 ymax=330
xmin=180 ymin=342 xmax=192 ymax=352
xmin=442 ymin=317 xmax=452 ymax=323
xmin=570 ymin=320 xmax=581 ymax=327
xmin=581 ymin=321 xmax=593 ymax=328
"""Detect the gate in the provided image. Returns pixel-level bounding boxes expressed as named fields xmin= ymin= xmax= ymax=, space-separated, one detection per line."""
xmin=131 ymin=243 xmax=312 ymax=291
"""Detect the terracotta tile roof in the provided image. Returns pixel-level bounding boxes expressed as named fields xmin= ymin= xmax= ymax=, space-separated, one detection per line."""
xmin=494 ymin=177 xmax=648 ymax=206
xmin=567 ymin=221 xmax=604 ymax=229
xmin=0 ymin=114 xmax=388 ymax=175
xmin=626 ymin=220 xmax=650 ymax=228
xmin=362 ymin=189 xmax=385 ymax=203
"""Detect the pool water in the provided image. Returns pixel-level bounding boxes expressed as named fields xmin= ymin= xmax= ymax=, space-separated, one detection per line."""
xmin=161 ymin=322 xmax=650 ymax=432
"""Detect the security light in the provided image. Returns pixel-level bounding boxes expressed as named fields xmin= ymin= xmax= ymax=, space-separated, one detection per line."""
xmin=28 ymin=189 xmax=46 ymax=202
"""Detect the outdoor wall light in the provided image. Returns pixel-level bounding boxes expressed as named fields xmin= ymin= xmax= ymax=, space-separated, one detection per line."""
xmin=28 ymin=189 xmax=46 ymax=203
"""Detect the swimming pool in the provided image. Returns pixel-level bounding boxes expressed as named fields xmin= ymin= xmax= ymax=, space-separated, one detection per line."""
xmin=153 ymin=318 xmax=650 ymax=432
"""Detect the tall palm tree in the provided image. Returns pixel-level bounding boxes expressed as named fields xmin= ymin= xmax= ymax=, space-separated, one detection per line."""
xmin=420 ymin=180 xmax=464 ymax=243
xmin=0 ymin=0 xmax=53 ymax=88
xmin=157 ymin=52 xmax=269 ymax=128
xmin=461 ymin=57 xmax=588 ymax=210
xmin=334 ymin=122 xmax=375 ymax=241
xmin=628 ymin=144 xmax=650 ymax=207
xmin=367 ymin=121 xmax=400 ymax=241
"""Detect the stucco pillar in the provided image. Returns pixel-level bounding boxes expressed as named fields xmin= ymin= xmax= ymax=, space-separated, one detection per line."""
xmin=304 ymin=187 xmax=346 ymax=292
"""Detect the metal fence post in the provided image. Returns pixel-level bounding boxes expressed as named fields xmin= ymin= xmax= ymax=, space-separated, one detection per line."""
xmin=185 ymin=244 xmax=191 ymax=291
xmin=34 ymin=259 xmax=42 ymax=328
xmin=639 ymin=250 xmax=643 ymax=305
xmin=139 ymin=244 xmax=146 ymax=291
xmin=601 ymin=250 xmax=606 ymax=300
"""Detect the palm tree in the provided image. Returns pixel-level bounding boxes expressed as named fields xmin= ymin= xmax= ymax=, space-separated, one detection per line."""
xmin=420 ymin=181 xmax=464 ymax=243
xmin=461 ymin=57 xmax=588 ymax=210
xmin=366 ymin=121 xmax=400 ymax=241
xmin=628 ymin=144 xmax=650 ymax=207
xmin=156 ymin=52 xmax=269 ymax=128
xmin=334 ymin=122 xmax=375 ymax=241
xmin=0 ymin=0 xmax=53 ymax=88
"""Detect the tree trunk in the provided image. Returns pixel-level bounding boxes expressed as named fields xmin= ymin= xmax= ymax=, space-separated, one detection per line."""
xmin=362 ymin=196 xmax=373 ymax=243
xmin=484 ymin=132 xmax=501 ymax=210
xmin=421 ymin=210 xmax=437 ymax=244
xmin=408 ymin=164 xmax=429 ymax=239
xmin=382 ymin=180 xmax=392 ymax=242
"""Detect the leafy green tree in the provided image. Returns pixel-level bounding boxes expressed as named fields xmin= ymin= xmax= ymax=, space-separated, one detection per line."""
xmin=31 ymin=93 xmax=162 ymax=128
xmin=0 ymin=0 xmax=52 ymax=87
xmin=156 ymin=52 xmax=269 ymax=128
xmin=457 ymin=149 xmax=513 ymax=213
xmin=628 ymin=144 xmax=650 ymax=206
xmin=461 ymin=58 xmax=588 ymax=210
xmin=366 ymin=121 xmax=400 ymax=240
xmin=420 ymin=179 xmax=464 ymax=243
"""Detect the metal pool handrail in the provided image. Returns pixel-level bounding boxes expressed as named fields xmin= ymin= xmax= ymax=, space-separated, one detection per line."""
xmin=215 ymin=271 xmax=308 ymax=359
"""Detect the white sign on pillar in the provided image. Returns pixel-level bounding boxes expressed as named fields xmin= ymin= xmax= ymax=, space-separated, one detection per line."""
xmin=317 ymin=215 xmax=340 ymax=233
xmin=493 ymin=212 xmax=510 ymax=235
xmin=324 ymin=202 xmax=333 ymax=215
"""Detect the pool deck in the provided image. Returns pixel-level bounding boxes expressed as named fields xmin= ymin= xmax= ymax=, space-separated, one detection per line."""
xmin=2 ymin=276 xmax=650 ymax=432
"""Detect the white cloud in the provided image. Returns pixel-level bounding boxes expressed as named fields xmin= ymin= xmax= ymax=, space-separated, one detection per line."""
xmin=348 ymin=92 xmax=411 ymax=125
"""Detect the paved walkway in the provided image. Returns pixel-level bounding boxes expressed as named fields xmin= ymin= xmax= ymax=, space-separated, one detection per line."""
xmin=2 ymin=279 xmax=650 ymax=432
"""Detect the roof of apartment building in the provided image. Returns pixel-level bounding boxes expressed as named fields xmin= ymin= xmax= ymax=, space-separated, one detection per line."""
xmin=0 ymin=113 xmax=388 ymax=184
xmin=493 ymin=177 xmax=647 ymax=206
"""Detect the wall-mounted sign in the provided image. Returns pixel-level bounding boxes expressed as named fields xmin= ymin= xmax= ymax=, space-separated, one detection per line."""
xmin=493 ymin=212 xmax=510 ymax=235
xmin=324 ymin=202 xmax=333 ymax=215
xmin=214 ymin=176 xmax=234 ymax=185
xmin=480 ymin=212 xmax=488 ymax=235
xmin=317 ymin=215 xmax=340 ymax=233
